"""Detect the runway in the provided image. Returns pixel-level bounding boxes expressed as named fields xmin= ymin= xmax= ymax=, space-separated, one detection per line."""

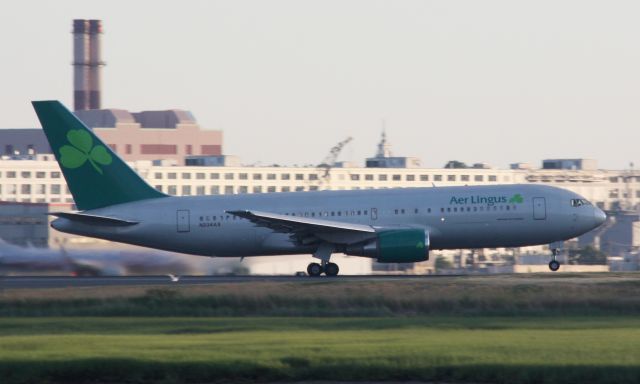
xmin=0 ymin=275 xmax=439 ymax=289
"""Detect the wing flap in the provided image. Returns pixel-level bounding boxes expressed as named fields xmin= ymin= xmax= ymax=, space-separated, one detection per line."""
xmin=227 ymin=210 xmax=375 ymax=233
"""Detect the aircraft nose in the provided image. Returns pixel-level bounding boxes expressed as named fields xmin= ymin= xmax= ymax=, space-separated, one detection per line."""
xmin=594 ymin=207 xmax=607 ymax=227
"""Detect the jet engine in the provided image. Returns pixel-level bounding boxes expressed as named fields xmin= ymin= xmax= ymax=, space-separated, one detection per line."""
xmin=345 ymin=228 xmax=429 ymax=263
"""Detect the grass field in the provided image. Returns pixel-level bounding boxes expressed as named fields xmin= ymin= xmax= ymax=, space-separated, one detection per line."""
xmin=2 ymin=273 xmax=640 ymax=316
xmin=1 ymin=316 xmax=639 ymax=384
xmin=1 ymin=274 xmax=639 ymax=383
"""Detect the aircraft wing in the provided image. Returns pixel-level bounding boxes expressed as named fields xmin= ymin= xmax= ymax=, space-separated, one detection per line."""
xmin=50 ymin=212 xmax=138 ymax=226
xmin=226 ymin=210 xmax=376 ymax=245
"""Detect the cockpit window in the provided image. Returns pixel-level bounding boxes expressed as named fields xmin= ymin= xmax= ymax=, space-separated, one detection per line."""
xmin=570 ymin=198 xmax=591 ymax=207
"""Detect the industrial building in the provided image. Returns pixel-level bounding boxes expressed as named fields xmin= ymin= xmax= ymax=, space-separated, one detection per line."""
xmin=0 ymin=19 xmax=223 ymax=165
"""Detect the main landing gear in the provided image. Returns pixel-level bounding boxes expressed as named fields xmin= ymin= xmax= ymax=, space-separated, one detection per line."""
xmin=548 ymin=248 xmax=561 ymax=272
xmin=307 ymin=261 xmax=340 ymax=277
xmin=308 ymin=243 xmax=339 ymax=277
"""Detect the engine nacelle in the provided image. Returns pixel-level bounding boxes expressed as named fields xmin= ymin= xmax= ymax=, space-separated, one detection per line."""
xmin=345 ymin=228 xmax=429 ymax=263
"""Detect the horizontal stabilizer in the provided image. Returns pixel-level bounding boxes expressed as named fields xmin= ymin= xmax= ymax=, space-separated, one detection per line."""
xmin=50 ymin=212 xmax=139 ymax=226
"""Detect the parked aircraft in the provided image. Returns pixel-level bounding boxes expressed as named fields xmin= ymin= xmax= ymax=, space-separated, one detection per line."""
xmin=0 ymin=239 xmax=204 ymax=277
xmin=32 ymin=101 xmax=606 ymax=276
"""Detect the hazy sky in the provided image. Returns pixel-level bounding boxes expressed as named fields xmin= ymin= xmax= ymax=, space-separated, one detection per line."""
xmin=1 ymin=1 xmax=639 ymax=169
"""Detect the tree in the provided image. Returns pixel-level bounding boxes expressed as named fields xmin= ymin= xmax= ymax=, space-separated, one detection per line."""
xmin=567 ymin=245 xmax=607 ymax=265
xmin=444 ymin=160 xmax=468 ymax=169
xmin=435 ymin=255 xmax=453 ymax=270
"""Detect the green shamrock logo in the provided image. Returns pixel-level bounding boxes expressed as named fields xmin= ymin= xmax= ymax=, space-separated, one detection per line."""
xmin=416 ymin=241 xmax=425 ymax=249
xmin=509 ymin=193 xmax=524 ymax=204
xmin=59 ymin=130 xmax=112 ymax=174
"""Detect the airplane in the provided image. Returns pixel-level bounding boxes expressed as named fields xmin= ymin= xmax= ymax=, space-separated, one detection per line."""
xmin=0 ymin=239 xmax=204 ymax=277
xmin=32 ymin=100 xmax=607 ymax=276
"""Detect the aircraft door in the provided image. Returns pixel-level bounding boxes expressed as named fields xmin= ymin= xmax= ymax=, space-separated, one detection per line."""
xmin=176 ymin=209 xmax=190 ymax=232
xmin=371 ymin=208 xmax=378 ymax=221
xmin=533 ymin=197 xmax=546 ymax=220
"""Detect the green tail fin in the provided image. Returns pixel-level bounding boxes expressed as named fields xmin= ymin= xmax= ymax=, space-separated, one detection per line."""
xmin=32 ymin=100 xmax=167 ymax=210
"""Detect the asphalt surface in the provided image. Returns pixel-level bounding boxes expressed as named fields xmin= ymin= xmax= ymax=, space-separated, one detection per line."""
xmin=0 ymin=274 xmax=441 ymax=289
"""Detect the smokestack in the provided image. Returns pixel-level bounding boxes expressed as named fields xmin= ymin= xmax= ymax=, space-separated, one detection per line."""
xmin=87 ymin=20 xmax=104 ymax=110
xmin=72 ymin=20 xmax=89 ymax=111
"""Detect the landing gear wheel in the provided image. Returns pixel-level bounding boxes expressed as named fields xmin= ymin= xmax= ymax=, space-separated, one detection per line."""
xmin=324 ymin=262 xmax=339 ymax=277
xmin=548 ymin=260 xmax=560 ymax=272
xmin=307 ymin=262 xmax=323 ymax=277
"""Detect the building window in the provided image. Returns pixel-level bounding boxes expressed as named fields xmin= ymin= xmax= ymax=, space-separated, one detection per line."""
xmin=392 ymin=175 xmax=401 ymax=181
xmin=140 ymin=144 xmax=177 ymax=155
xmin=406 ymin=175 xmax=415 ymax=181
xmin=35 ymin=184 xmax=46 ymax=194
xmin=168 ymin=186 xmax=177 ymax=195
xmin=7 ymin=184 xmax=16 ymax=194
xmin=281 ymin=174 xmax=290 ymax=180
xmin=211 ymin=173 xmax=220 ymax=179
xmin=225 ymin=173 xmax=234 ymax=180
xmin=155 ymin=185 xmax=163 ymax=192
xmin=310 ymin=186 xmax=319 ymax=191
xmin=267 ymin=186 xmax=276 ymax=193
xmin=182 ymin=173 xmax=191 ymax=179
xmin=296 ymin=186 xmax=305 ymax=192
xmin=201 ymin=145 xmax=221 ymax=155
xmin=51 ymin=172 xmax=61 ymax=178
xmin=447 ymin=175 xmax=456 ymax=181
xmin=224 ymin=186 xmax=234 ymax=194
xmin=239 ymin=173 xmax=248 ymax=180
xmin=420 ymin=175 xmax=429 ymax=181
xmin=181 ymin=186 xmax=191 ymax=195
xmin=186 ymin=145 xmax=193 ymax=155
xmin=51 ymin=185 xmax=61 ymax=194
xmin=309 ymin=174 xmax=318 ymax=181
xmin=7 ymin=171 xmax=16 ymax=178
xmin=210 ymin=186 xmax=220 ymax=194
xmin=196 ymin=186 xmax=205 ymax=195
xmin=126 ymin=144 xmax=132 ymax=154
xmin=461 ymin=175 xmax=469 ymax=182
xmin=154 ymin=172 xmax=163 ymax=179
xmin=168 ymin=173 xmax=177 ymax=179
xmin=475 ymin=175 xmax=484 ymax=182
xmin=36 ymin=172 xmax=46 ymax=179
xmin=267 ymin=173 xmax=276 ymax=180
xmin=21 ymin=184 xmax=31 ymax=194
xmin=21 ymin=172 xmax=31 ymax=179
xmin=196 ymin=173 xmax=205 ymax=180
xmin=434 ymin=175 xmax=442 ymax=181
xmin=379 ymin=175 xmax=387 ymax=181
xmin=351 ymin=174 xmax=360 ymax=181
xmin=365 ymin=174 xmax=374 ymax=181
xmin=238 ymin=186 xmax=248 ymax=194
xmin=295 ymin=174 xmax=304 ymax=180
xmin=281 ymin=186 xmax=290 ymax=192
xmin=489 ymin=175 xmax=497 ymax=182
xmin=253 ymin=186 xmax=262 ymax=193
xmin=253 ymin=174 xmax=262 ymax=180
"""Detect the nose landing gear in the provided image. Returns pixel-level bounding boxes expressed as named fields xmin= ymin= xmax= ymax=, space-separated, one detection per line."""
xmin=548 ymin=248 xmax=561 ymax=271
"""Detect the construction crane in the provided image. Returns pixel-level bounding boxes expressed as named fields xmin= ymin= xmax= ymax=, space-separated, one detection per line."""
xmin=316 ymin=137 xmax=353 ymax=182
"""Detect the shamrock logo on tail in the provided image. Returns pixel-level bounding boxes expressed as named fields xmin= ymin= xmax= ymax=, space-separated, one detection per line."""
xmin=59 ymin=130 xmax=112 ymax=174
xmin=509 ymin=193 xmax=524 ymax=204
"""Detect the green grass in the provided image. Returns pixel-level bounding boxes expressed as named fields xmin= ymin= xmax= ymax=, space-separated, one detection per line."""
xmin=2 ymin=273 xmax=640 ymax=317
xmin=1 ymin=316 xmax=639 ymax=383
